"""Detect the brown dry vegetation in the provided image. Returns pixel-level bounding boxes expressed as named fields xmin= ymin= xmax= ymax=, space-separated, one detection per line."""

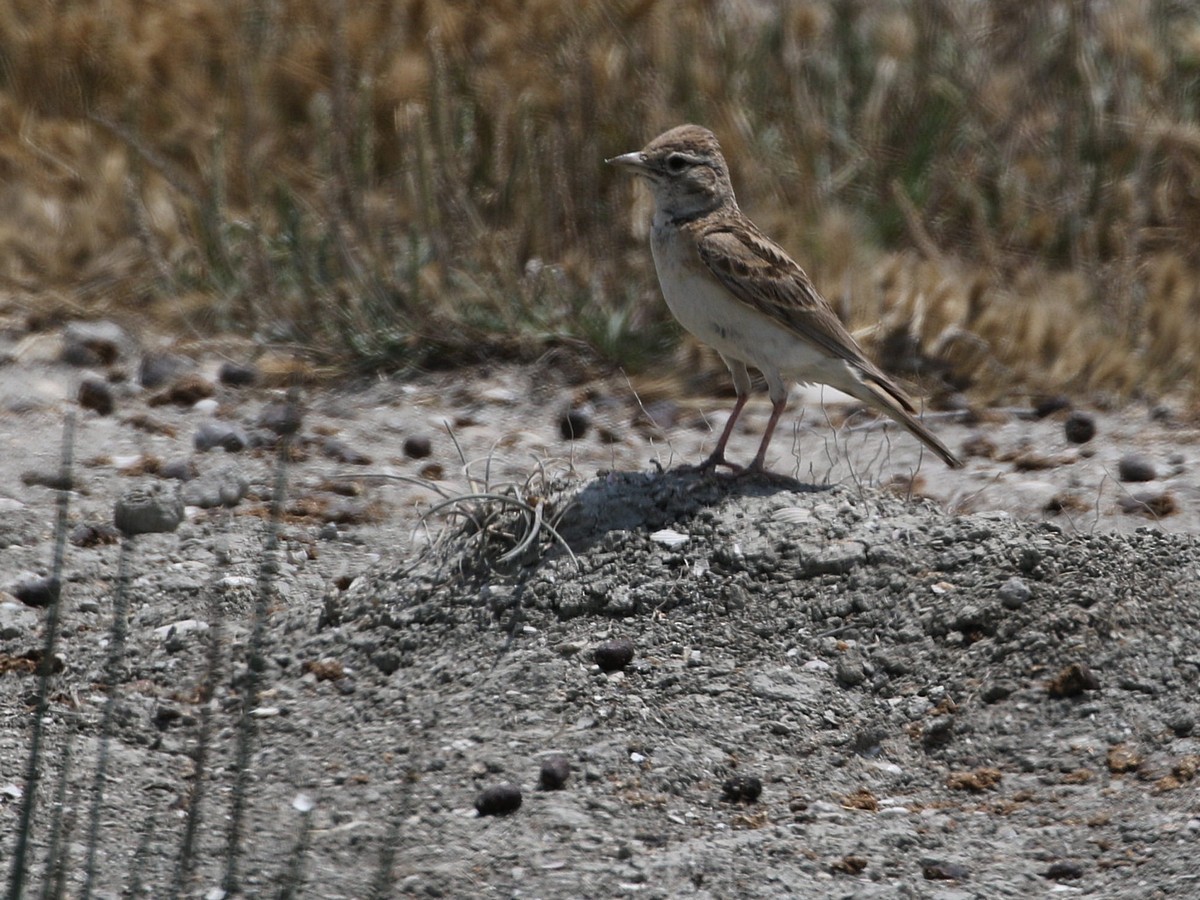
xmin=2 ymin=0 xmax=1200 ymax=399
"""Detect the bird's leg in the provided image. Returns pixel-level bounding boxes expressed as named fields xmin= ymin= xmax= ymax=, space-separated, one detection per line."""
xmin=746 ymin=396 xmax=788 ymax=473
xmin=691 ymin=393 xmax=748 ymax=472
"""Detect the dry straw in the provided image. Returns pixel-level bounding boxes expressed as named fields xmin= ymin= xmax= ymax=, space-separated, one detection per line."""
xmin=1 ymin=1 xmax=1199 ymax=399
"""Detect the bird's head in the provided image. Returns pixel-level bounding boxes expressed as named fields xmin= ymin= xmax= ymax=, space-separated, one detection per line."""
xmin=607 ymin=124 xmax=736 ymax=220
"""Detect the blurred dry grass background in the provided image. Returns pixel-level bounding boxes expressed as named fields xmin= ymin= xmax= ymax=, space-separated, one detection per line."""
xmin=2 ymin=0 xmax=1200 ymax=400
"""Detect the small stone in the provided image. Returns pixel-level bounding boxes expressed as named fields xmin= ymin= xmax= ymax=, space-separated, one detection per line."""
xmin=475 ymin=783 xmax=522 ymax=817
xmin=923 ymin=861 xmax=970 ymax=882
xmin=258 ymin=397 xmax=304 ymax=437
xmin=11 ymin=575 xmax=60 ymax=608
xmin=720 ymin=775 xmax=762 ymax=804
xmin=835 ymin=655 xmax=866 ymax=687
xmin=114 ymin=484 xmax=184 ymax=536
xmin=218 ymin=362 xmax=259 ymax=387
xmin=1118 ymin=490 xmax=1178 ymax=518
xmin=0 ymin=601 xmax=41 ymax=638
xmin=403 ymin=435 xmax=432 ymax=459
xmin=159 ymin=458 xmax=198 ymax=481
xmin=148 ymin=374 xmax=215 ymax=407
xmin=559 ymin=406 xmax=591 ymax=440
xmin=139 ymin=352 xmax=192 ymax=389
xmin=1032 ymin=394 xmax=1070 ymax=418
xmin=1047 ymin=662 xmax=1100 ymax=698
xmin=539 ymin=755 xmax=571 ymax=791
xmin=78 ymin=378 xmax=114 ymax=416
xmin=1118 ymin=454 xmax=1156 ymax=483
xmin=70 ymin=523 xmax=121 ymax=548
xmin=321 ymin=438 xmax=372 ymax=465
xmin=1043 ymin=861 xmax=1084 ymax=881
xmin=997 ymin=577 xmax=1030 ymax=610
xmin=594 ymin=639 xmax=635 ymax=673
xmin=181 ymin=467 xmax=248 ymax=509
xmin=62 ymin=320 xmax=131 ymax=366
xmin=194 ymin=420 xmax=249 ymax=453
xmin=1063 ymin=411 xmax=1096 ymax=444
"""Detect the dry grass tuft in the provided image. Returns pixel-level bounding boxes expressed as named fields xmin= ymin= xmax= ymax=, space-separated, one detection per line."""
xmin=2 ymin=1 xmax=1200 ymax=397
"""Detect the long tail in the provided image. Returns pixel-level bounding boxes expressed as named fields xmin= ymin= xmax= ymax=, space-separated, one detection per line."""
xmin=852 ymin=374 xmax=963 ymax=469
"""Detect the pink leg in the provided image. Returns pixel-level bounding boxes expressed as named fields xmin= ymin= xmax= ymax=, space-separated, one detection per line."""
xmin=692 ymin=393 xmax=749 ymax=471
xmin=747 ymin=396 xmax=788 ymax=472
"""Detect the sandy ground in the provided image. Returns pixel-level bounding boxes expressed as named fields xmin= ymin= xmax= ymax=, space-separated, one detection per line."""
xmin=2 ymin=326 xmax=1200 ymax=897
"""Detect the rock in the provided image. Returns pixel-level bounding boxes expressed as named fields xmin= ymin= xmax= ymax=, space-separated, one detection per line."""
xmin=1043 ymin=861 xmax=1084 ymax=880
xmin=1063 ymin=411 xmax=1096 ymax=444
xmin=181 ymin=467 xmax=248 ymax=509
xmin=10 ymin=575 xmax=60 ymax=608
xmin=194 ymin=420 xmax=249 ymax=453
xmin=720 ymin=775 xmax=762 ymax=803
xmin=218 ymin=361 xmax=259 ymax=387
xmin=62 ymin=320 xmax=132 ymax=366
xmin=1047 ymin=662 xmax=1100 ymax=698
xmin=159 ymin=458 xmax=199 ymax=481
xmin=138 ymin=352 xmax=192 ymax=389
xmin=474 ymin=783 xmax=522 ymax=817
xmin=539 ymin=755 xmax=571 ymax=791
xmin=321 ymin=438 xmax=372 ymax=465
xmin=1118 ymin=454 xmax=1156 ymax=483
xmin=1033 ymin=394 xmax=1070 ymax=418
xmin=0 ymin=601 xmax=41 ymax=638
xmin=997 ymin=577 xmax=1031 ymax=610
xmin=114 ymin=484 xmax=184 ymax=536
xmin=148 ymin=374 xmax=215 ymax=407
xmin=403 ymin=434 xmax=432 ymax=459
xmin=70 ymin=523 xmax=121 ymax=548
xmin=594 ymin=639 xmax=635 ymax=673
xmin=835 ymin=654 xmax=866 ymax=686
xmin=78 ymin=378 xmax=114 ymax=416
xmin=559 ymin=405 xmax=591 ymax=440
xmin=258 ymin=397 xmax=304 ymax=437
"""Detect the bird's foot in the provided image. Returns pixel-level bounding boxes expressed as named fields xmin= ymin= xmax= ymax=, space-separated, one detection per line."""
xmin=676 ymin=450 xmax=742 ymax=475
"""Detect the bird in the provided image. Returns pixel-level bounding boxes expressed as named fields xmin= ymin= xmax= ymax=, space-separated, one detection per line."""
xmin=607 ymin=124 xmax=962 ymax=472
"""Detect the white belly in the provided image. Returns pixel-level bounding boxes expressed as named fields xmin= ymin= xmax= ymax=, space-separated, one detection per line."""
xmin=650 ymin=222 xmax=852 ymax=389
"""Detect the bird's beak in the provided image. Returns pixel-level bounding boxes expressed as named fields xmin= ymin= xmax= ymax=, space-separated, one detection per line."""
xmin=606 ymin=151 xmax=650 ymax=174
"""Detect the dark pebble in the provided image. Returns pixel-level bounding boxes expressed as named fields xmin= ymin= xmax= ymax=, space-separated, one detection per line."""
xmin=218 ymin=361 xmax=259 ymax=387
xmin=70 ymin=523 xmax=121 ymax=548
xmin=1033 ymin=394 xmax=1070 ymax=418
xmin=194 ymin=420 xmax=248 ymax=453
xmin=321 ymin=438 xmax=373 ymax=465
xmin=594 ymin=639 xmax=636 ymax=673
xmin=1117 ymin=454 xmax=1156 ymax=483
xmin=114 ymin=485 xmax=184 ymax=536
xmin=539 ymin=754 xmax=571 ymax=791
xmin=62 ymin=320 xmax=129 ymax=367
xmin=404 ymin=434 xmax=432 ymax=459
xmin=78 ymin=378 xmax=114 ymax=416
xmin=474 ymin=783 xmax=522 ymax=817
xmin=139 ymin=352 xmax=191 ymax=389
xmin=559 ymin=406 xmax=591 ymax=440
xmin=12 ymin=576 xmax=60 ymax=608
xmin=1063 ymin=411 xmax=1096 ymax=444
xmin=159 ymin=458 xmax=198 ymax=481
xmin=1043 ymin=861 xmax=1084 ymax=880
xmin=1047 ymin=662 xmax=1100 ymax=698
xmin=720 ymin=775 xmax=762 ymax=803
xmin=148 ymin=374 xmax=214 ymax=407
xmin=923 ymin=862 xmax=970 ymax=882
xmin=997 ymin=576 xmax=1031 ymax=610
xmin=258 ymin=399 xmax=304 ymax=437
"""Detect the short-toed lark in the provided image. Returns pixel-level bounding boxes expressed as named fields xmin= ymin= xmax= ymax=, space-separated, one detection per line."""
xmin=608 ymin=124 xmax=962 ymax=472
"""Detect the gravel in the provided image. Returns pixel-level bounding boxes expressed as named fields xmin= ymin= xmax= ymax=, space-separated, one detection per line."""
xmin=2 ymin=346 xmax=1200 ymax=897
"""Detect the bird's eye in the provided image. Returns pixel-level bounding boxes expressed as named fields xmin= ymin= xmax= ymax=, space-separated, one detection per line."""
xmin=665 ymin=153 xmax=690 ymax=173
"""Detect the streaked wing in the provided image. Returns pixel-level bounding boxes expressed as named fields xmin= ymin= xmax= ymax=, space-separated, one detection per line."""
xmin=693 ymin=219 xmax=868 ymax=367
